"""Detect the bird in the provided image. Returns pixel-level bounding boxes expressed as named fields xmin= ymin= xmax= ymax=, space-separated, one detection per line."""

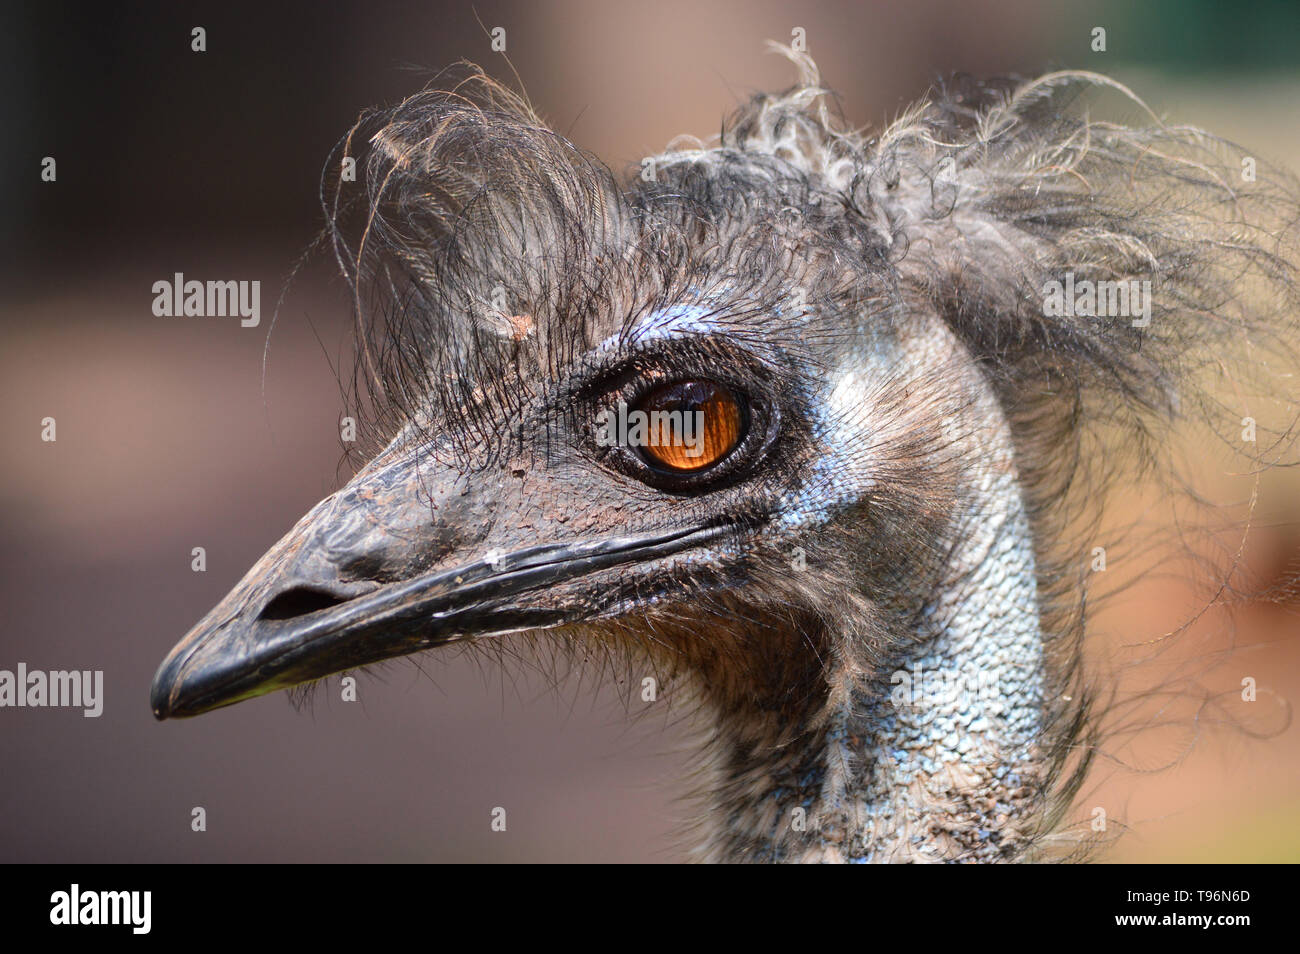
xmin=150 ymin=50 xmax=1300 ymax=862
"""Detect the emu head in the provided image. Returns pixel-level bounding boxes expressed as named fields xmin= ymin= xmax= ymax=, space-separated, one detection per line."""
xmin=152 ymin=53 xmax=1299 ymax=862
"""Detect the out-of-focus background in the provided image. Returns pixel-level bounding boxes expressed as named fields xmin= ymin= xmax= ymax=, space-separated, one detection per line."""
xmin=2 ymin=0 xmax=1297 ymax=862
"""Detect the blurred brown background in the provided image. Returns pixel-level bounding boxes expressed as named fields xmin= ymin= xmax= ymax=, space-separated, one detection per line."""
xmin=2 ymin=0 xmax=1298 ymax=862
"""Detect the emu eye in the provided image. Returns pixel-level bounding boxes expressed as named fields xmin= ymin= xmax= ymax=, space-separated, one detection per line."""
xmin=633 ymin=379 xmax=746 ymax=472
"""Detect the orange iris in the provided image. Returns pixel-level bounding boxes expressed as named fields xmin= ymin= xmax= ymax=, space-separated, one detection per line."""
xmin=635 ymin=380 xmax=744 ymax=472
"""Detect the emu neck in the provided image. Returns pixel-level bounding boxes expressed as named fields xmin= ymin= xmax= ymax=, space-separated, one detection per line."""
xmin=699 ymin=330 xmax=1048 ymax=862
xmin=702 ymin=476 xmax=1046 ymax=863
xmin=848 ymin=465 xmax=1045 ymax=862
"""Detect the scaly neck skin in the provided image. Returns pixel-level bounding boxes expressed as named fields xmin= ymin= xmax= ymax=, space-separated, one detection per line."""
xmin=841 ymin=464 xmax=1045 ymax=863
xmin=699 ymin=325 xmax=1049 ymax=863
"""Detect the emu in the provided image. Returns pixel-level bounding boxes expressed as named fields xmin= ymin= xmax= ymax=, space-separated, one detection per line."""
xmin=151 ymin=53 xmax=1300 ymax=862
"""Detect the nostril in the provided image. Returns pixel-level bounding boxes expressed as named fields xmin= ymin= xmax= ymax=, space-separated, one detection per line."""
xmin=258 ymin=586 xmax=352 ymax=621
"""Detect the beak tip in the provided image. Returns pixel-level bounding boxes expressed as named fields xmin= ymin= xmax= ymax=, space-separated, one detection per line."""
xmin=149 ymin=677 xmax=173 ymax=721
xmin=150 ymin=649 xmax=187 ymax=721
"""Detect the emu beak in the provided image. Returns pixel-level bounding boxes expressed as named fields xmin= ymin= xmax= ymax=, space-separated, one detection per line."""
xmin=150 ymin=442 xmax=722 ymax=720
